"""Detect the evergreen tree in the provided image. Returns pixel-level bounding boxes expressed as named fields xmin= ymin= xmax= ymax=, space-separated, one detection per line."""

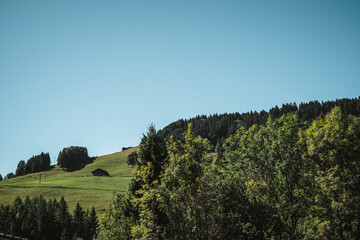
xmin=57 ymin=196 xmax=73 ymax=240
xmin=129 ymin=124 xmax=167 ymax=194
xmin=0 ymin=205 xmax=11 ymax=233
xmin=97 ymin=193 xmax=135 ymax=239
xmin=36 ymin=196 xmax=48 ymax=240
xmin=57 ymin=146 xmax=90 ymax=169
xmin=73 ymin=203 xmax=85 ymax=239
xmin=15 ymin=160 xmax=26 ymax=177
xmin=27 ymin=196 xmax=39 ymax=238
xmin=84 ymin=206 xmax=98 ymax=240
xmin=127 ymin=151 xmax=138 ymax=167
xmin=5 ymin=172 xmax=15 ymax=180
xmin=21 ymin=196 xmax=33 ymax=238
xmin=0 ymin=195 xmax=95 ymax=240
xmin=160 ymin=96 xmax=360 ymax=149
xmin=44 ymin=199 xmax=58 ymax=240
xmin=90 ymin=206 xmax=99 ymax=238
xmin=25 ymin=152 xmax=51 ymax=174
xmin=10 ymin=196 xmax=23 ymax=235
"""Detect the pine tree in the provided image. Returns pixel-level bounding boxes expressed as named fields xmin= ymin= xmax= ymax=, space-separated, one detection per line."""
xmin=131 ymin=124 xmax=167 ymax=189
xmin=73 ymin=203 xmax=85 ymax=239
xmin=15 ymin=160 xmax=26 ymax=176
xmin=36 ymin=196 xmax=47 ymax=239
xmin=57 ymin=197 xmax=73 ymax=240
xmin=43 ymin=199 xmax=58 ymax=240
xmin=127 ymin=151 xmax=138 ymax=167
xmin=87 ymin=206 xmax=98 ymax=240
xmin=0 ymin=205 xmax=11 ymax=233
xmin=21 ymin=196 xmax=32 ymax=238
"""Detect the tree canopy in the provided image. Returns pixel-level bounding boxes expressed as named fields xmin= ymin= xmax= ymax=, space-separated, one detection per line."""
xmin=24 ymin=152 xmax=50 ymax=174
xmin=0 ymin=195 xmax=98 ymax=240
xmin=57 ymin=146 xmax=90 ymax=169
xmin=98 ymin=107 xmax=360 ymax=239
xmin=126 ymin=151 xmax=138 ymax=168
xmin=160 ymin=97 xmax=360 ymax=151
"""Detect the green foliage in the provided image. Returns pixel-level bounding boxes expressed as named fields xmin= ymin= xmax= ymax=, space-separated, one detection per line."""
xmin=129 ymin=124 xmax=168 ymax=239
xmin=98 ymin=125 xmax=168 ymax=240
xmin=5 ymin=172 xmax=15 ymax=180
xmin=4 ymin=152 xmax=50 ymax=181
xmin=57 ymin=146 xmax=90 ymax=169
xmin=160 ymin=97 xmax=360 ymax=150
xmin=159 ymin=123 xmax=215 ymax=239
xmin=97 ymin=193 xmax=136 ymax=240
xmin=210 ymin=170 xmax=283 ymax=239
xmin=129 ymin=124 xmax=167 ymax=195
xmin=127 ymin=151 xmax=138 ymax=167
xmin=15 ymin=160 xmax=26 ymax=177
xmin=87 ymin=207 xmax=99 ymax=240
xmin=137 ymin=124 xmax=167 ymax=178
xmin=0 ymin=195 xmax=98 ymax=240
xmin=98 ymin=107 xmax=360 ymax=239
xmin=224 ymin=113 xmax=307 ymax=239
xmin=298 ymin=106 xmax=360 ymax=239
xmin=25 ymin=152 xmax=51 ymax=174
xmin=73 ymin=203 xmax=85 ymax=239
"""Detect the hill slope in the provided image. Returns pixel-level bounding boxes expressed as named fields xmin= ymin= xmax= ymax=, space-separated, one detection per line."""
xmin=0 ymin=147 xmax=138 ymax=215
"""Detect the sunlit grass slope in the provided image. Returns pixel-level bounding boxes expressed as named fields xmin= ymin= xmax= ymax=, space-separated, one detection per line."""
xmin=0 ymin=147 xmax=138 ymax=215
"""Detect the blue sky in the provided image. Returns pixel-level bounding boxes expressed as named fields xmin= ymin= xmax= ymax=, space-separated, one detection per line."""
xmin=1 ymin=0 xmax=359 ymax=177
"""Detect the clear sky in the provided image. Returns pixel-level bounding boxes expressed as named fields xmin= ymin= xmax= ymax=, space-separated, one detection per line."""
xmin=1 ymin=0 xmax=359 ymax=177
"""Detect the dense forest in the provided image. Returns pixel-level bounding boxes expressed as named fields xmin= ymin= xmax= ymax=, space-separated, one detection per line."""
xmin=159 ymin=97 xmax=360 ymax=151
xmin=100 ymin=106 xmax=360 ymax=239
xmin=0 ymin=196 xmax=98 ymax=240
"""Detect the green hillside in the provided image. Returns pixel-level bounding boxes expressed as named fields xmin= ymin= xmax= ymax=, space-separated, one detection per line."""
xmin=0 ymin=147 xmax=138 ymax=215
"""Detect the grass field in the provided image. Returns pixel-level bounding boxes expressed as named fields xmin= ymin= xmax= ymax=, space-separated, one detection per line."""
xmin=0 ymin=147 xmax=138 ymax=215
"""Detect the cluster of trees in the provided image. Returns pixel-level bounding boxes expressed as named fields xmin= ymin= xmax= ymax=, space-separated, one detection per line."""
xmin=0 ymin=195 xmax=98 ymax=240
xmin=57 ymin=146 xmax=91 ymax=169
xmin=98 ymin=106 xmax=360 ymax=239
xmin=2 ymin=152 xmax=51 ymax=181
xmin=1 ymin=172 xmax=15 ymax=181
xmin=2 ymin=146 xmax=92 ymax=181
xmin=20 ymin=152 xmax=50 ymax=176
xmin=127 ymin=151 xmax=138 ymax=167
xmin=160 ymin=97 xmax=360 ymax=152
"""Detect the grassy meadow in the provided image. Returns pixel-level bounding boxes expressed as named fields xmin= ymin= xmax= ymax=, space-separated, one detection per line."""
xmin=0 ymin=147 xmax=138 ymax=215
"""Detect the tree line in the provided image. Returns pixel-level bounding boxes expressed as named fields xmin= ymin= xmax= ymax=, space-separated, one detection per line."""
xmin=0 ymin=195 xmax=98 ymax=240
xmin=159 ymin=96 xmax=360 ymax=152
xmin=1 ymin=152 xmax=51 ymax=181
xmin=1 ymin=146 xmax=90 ymax=181
xmin=99 ymin=106 xmax=360 ymax=239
